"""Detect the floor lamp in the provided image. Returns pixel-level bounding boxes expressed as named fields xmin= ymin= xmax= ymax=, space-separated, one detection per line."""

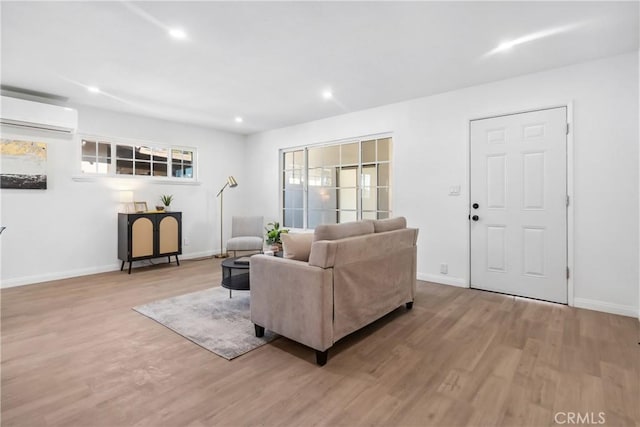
xmin=214 ymin=176 xmax=238 ymax=258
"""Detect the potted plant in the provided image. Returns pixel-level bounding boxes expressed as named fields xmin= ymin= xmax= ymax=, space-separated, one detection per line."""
xmin=265 ymin=222 xmax=288 ymax=252
xmin=159 ymin=194 xmax=173 ymax=212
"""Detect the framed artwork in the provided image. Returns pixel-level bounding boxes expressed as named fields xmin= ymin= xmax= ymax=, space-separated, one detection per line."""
xmin=134 ymin=202 xmax=148 ymax=213
xmin=121 ymin=202 xmax=135 ymax=214
xmin=0 ymin=139 xmax=47 ymax=189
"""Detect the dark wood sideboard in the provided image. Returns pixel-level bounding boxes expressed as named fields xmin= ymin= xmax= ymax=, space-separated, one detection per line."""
xmin=118 ymin=212 xmax=182 ymax=274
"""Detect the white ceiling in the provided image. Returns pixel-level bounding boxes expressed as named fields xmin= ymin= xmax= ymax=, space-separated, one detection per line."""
xmin=1 ymin=1 xmax=638 ymax=135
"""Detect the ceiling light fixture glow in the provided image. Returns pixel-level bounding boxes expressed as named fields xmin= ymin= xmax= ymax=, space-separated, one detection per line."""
xmin=169 ymin=28 xmax=187 ymax=40
xmin=235 ymin=117 xmax=243 ymax=123
xmin=486 ymin=22 xmax=586 ymax=56
xmin=87 ymin=86 xmax=101 ymax=94
xmin=322 ymin=89 xmax=333 ymax=100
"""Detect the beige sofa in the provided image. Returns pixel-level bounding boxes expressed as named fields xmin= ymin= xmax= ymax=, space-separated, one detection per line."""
xmin=250 ymin=217 xmax=418 ymax=365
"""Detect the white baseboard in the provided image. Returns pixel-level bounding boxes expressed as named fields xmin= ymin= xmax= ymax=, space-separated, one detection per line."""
xmin=417 ymin=273 xmax=468 ymax=288
xmin=0 ymin=250 xmax=219 ymax=289
xmin=1 ymin=263 xmax=122 ymax=288
xmin=415 ymin=276 xmax=638 ymax=319
xmin=573 ymin=297 xmax=638 ymax=318
xmin=182 ymin=250 xmax=217 ymax=260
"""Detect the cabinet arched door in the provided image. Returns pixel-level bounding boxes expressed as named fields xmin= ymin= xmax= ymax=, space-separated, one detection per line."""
xmin=131 ymin=217 xmax=154 ymax=258
xmin=159 ymin=215 xmax=179 ymax=254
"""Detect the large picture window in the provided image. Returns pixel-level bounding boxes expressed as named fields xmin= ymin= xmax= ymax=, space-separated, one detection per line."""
xmin=80 ymin=137 xmax=195 ymax=180
xmin=281 ymin=136 xmax=392 ymax=229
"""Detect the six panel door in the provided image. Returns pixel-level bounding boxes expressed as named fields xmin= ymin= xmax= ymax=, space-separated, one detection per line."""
xmin=470 ymin=107 xmax=568 ymax=303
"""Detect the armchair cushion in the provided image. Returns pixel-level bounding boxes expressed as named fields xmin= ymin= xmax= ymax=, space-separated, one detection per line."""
xmin=227 ymin=216 xmax=263 ymax=252
xmin=231 ymin=216 xmax=263 ymax=238
xmin=227 ymin=236 xmax=263 ymax=251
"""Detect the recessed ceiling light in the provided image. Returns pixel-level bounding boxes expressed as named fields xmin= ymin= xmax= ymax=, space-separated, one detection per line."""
xmin=87 ymin=86 xmax=100 ymax=94
xmin=322 ymin=90 xmax=333 ymax=100
xmin=169 ymin=28 xmax=187 ymax=40
xmin=235 ymin=117 xmax=243 ymax=123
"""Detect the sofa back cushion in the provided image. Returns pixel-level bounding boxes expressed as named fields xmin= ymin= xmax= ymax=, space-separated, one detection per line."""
xmin=314 ymin=220 xmax=374 ymax=241
xmin=281 ymin=232 xmax=314 ymax=262
xmin=309 ymin=227 xmax=418 ymax=269
xmin=371 ymin=217 xmax=406 ymax=233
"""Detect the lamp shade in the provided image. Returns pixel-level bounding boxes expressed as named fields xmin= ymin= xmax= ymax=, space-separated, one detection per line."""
xmin=227 ymin=176 xmax=238 ymax=188
xmin=118 ymin=190 xmax=134 ymax=203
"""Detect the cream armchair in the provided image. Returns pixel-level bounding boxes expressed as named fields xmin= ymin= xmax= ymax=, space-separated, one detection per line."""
xmin=226 ymin=216 xmax=264 ymax=256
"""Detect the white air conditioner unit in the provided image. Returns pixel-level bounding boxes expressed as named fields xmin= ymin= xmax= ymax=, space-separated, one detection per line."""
xmin=0 ymin=96 xmax=78 ymax=133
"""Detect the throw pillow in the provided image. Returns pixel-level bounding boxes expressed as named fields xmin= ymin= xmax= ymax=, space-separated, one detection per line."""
xmin=281 ymin=233 xmax=314 ymax=262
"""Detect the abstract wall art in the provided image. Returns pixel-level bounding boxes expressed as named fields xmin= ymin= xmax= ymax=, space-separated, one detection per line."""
xmin=0 ymin=139 xmax=48 ymax=189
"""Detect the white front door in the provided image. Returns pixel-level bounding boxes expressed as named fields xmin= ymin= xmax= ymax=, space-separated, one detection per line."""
xmin=470 ymin=107 xmax=568 ymax=303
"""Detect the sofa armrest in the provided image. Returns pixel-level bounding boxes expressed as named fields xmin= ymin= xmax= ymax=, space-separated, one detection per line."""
xmin=249 ymin=255 xmax=334 ymax=351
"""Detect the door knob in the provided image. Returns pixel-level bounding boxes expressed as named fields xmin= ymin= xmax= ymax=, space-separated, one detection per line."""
xmin=472 ymin=203 xmax=479 ymax=209
xmin=472 ymin=215 xmax=479 ymax=221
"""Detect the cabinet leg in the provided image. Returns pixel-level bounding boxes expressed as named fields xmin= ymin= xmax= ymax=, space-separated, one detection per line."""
xmin=175 ymin=255 xmax=180 ymax=266
xmin=128 ymin=262 xmax=132 ymax=274
xmin=168 ymin=256 xmax=171 ymax=264
xmin=120 ymin=260 xmax=125 ymax=271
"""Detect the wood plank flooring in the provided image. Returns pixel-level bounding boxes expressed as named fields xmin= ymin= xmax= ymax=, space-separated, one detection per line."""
xmin=1 ymin=258 xmax=638 ymax=426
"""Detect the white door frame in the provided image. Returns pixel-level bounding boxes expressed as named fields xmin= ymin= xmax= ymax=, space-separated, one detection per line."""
xmin=465 ymin=102 xmax=575 ymax=306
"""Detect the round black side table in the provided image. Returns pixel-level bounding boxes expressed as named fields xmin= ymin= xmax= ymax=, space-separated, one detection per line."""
xmin=220 ymin=256 xmax=251 ymax=298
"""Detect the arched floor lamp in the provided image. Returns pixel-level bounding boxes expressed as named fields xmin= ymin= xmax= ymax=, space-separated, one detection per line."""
xmin=214 ymin=176 xmax=238 ymax=258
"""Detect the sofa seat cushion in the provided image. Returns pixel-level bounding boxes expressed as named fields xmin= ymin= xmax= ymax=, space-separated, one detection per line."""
xmin=281 ymin=232 xmax=314 ymax=261
xmin=227 ymin=236 xmax=263 ymax=251
xmin=314 ymin=220 xmax=374 ymax=241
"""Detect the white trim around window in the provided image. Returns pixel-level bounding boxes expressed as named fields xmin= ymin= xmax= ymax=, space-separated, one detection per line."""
xmin=280 ymin=132 xmax=393 ymax=230
xmin=73 ymin=133 xmax=200 ymax=185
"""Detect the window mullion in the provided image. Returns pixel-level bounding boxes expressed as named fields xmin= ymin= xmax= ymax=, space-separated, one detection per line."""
xmin=280 ymin=136 xmax=390 ymax=228
xmin=303 ymin=148 xmax=308 ymax=229
xmin=357 ymin=139 xmax=362 ymax=220
xmin=81 ymin=139 xmax=195 ymax=180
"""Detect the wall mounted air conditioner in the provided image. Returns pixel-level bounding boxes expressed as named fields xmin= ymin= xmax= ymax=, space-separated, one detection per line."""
xmin=0 ymin=96 xmax=78 ymax=133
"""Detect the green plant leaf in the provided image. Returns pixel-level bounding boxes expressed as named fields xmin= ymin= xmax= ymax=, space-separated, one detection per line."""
xmin=160 ymin=194 xmax=174 ymax=206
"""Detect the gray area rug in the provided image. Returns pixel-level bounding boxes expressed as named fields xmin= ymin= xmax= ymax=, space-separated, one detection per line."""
xmin=133 ymin=287 xmax=277 ymax=360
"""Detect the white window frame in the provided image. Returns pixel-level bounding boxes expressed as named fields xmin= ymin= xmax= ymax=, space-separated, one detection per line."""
xmin=74 ymin=133 xmax=199 ymax=184
xmin=280 ymin=133 xmax=393 ymax=230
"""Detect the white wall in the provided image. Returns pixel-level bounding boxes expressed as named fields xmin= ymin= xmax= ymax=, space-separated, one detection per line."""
xmin=0 ymin=105 xmax=248 ymax=287
xmin=245 ymin=52 xmax=639 ymax=317
xmin=2 ymin=53 xmax=637 ymax=318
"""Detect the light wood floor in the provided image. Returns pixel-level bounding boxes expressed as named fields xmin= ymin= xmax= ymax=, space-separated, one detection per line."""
xmin=1 ymin=258 xmax=638 ymax=427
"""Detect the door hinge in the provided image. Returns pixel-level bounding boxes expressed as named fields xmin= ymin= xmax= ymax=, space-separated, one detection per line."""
xmin=566 ymin=123 xmax=570 ymax=135
xmin=566 ymin=195 xmax=570 ymax=207
xmin=566 ymin=267 xmax=570 ymax=279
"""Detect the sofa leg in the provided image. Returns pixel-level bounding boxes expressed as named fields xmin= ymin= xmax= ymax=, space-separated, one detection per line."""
xmin=254 ymin=324 xmax=265 ymax=337
xmin=406 ymin=301 xmax=414 ymax=310
xmin=315 ymin=350 xmax=328 ymax=366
